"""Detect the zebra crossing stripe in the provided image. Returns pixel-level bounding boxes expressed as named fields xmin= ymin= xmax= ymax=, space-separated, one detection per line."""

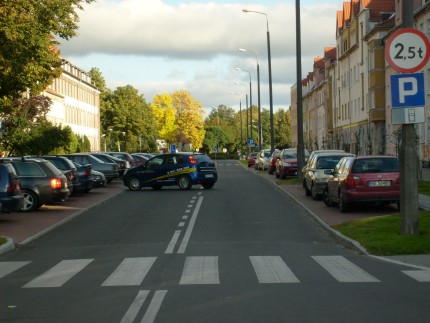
xmin=141 ymin=290 xmax=168 ymax=323
xmin=312 ymin=256 xmax=380 ymax=283
xmin=23 ymin=259 xmax=93 ymax=288
xmin=179 ymin=256 xmax=219 ymax=285
xmin=250 ymin=256 xmax=300 ymax=283
xmin=120 ymin=290 xmax=150 ymax=323
xmin=402 ymin=270 xmax=430 ymax=282
xmin=0 ymin=261 xmax=31 ymax=279
xmin=102 ymin=257 xmax=157 ymax=286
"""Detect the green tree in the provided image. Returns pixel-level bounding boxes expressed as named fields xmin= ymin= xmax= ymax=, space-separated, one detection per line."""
xmin=274 ymin=108 xmax=292 ymax=149
xmin=104 ymin=85 xmax=157 ymax=152
xmin=171 ymin=90 xmax=205 ymax=151
xmin=0 ymin=0 xmax=95 ymax=105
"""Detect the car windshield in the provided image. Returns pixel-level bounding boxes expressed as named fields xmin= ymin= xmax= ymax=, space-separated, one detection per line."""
xmin=316 ymin=156 xmax=345 ymax=169
xmin=352 ymin=158 xmax=400 ymax=173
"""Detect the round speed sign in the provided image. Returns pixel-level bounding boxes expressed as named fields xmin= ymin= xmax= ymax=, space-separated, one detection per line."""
xmin=385 ymin=28 xmax=430 ymax=73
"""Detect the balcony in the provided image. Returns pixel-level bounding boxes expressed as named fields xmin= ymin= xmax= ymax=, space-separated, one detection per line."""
xmin=369 ymin=108 xmax=385 ymax=122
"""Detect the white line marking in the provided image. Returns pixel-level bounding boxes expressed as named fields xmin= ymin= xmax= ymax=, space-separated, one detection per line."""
xmin=250 ymin=256 xmax=300 ymax=283
xmin=187 ymin=205 xmax=193 ymax=208
xmin=0 ymin=261 xmax=31 ymax=279
xmin=402 ymin=270 xmax=430 ymax=282
xmin=102 ymin=257 xmax=156 ymax=286
xmin=177 ymin=196 xmax=203 ymax=254
xmin=312 ymin=256 xmax=380 ymax=282
xmin=179 ymin=256 xmax=219 ymax=285
xmin=120 ymin=290 xmax=150 ymax=323
xmin=165 ymin=230 xmax=181 ymax=254
xmin=185 ymin=209 xmax=191 ymax=213
xmin=23 ymin=259 xmax=93 ymax=288
xmin=141 ymin=290 xmax=168 ymax=323
xmin=182 ymin=216 xmax=188 ymax=220
xmin=178 ymin=222 xmax=185 ymax=227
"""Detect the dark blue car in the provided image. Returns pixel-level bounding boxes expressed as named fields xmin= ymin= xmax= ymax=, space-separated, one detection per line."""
xmin=123 ymin=152 xmax=217 ymax=191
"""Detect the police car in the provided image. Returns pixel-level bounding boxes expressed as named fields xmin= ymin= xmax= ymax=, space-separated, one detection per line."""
xmin=123 ymin=152 xmax=217 ymax=191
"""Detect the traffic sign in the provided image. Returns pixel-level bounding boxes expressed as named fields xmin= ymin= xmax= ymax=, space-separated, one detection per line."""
xmin=391 ymin=73 xmax=425 ymax=108
xmin=385 ymin=28 xmax=430 ymax=73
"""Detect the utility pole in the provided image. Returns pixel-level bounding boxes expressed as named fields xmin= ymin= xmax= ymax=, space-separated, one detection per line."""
xmin=400 ymin=0 xmax=419 ymax=236
xmin=296 ymin=0 xmax=305 ymax=181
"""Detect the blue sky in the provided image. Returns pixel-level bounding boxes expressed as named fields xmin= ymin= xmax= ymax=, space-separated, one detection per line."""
xmin=60 ymin=0 xmax=342 ymax=113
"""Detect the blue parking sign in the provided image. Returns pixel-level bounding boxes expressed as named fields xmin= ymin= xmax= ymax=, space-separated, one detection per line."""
xmin=391 ymin=73 xmax=425 ymax=108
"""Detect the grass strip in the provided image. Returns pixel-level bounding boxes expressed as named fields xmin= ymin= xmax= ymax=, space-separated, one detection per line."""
xmin=334 ymin=211 xmax=430 ymax=256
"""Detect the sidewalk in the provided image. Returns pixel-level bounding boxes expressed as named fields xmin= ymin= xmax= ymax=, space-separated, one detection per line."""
xmin=252 ymin=166 xmax=430 ymax=270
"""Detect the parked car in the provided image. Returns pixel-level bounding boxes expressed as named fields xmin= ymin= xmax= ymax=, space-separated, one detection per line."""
xmin=3 ymin=157 xmax=69 ymax=212
xmin=62 ymin=153 xmax=119 ymax=183
xmin=130 ymin=154 xmax=148 ymax=167
xmin=255 ymin=149 xmax=271 ymax=170
xmin=91 ymin=170 xmax=107 ymax=188
xmin=0 ymin=162 xmax=24 ymax=213
xmin=40 ymin=155 xmax=80 ymax=194
xmin=302 ymin=149 xmax=345 ymax=176
xmin=247 ymin=152 xmax=258 ymax=168
xmin=323 ymin=155 xmax=401 ymax=212
xmin=73 ymin=162 xmax=93 ymax=193
xmin=275 ymin=148 xmax=309 ymax=179
xmin=123 ymin=152 xmax=217 ymax=191
xmin=105 ymin=151 xmax=136 ymax=169
xmin=303 ymin=152 xmax=355 ymax=200
xmin=89 ymin=152 xmax=127 ymax=178
xmin=268 ymin=149 xmax=281 ymax=174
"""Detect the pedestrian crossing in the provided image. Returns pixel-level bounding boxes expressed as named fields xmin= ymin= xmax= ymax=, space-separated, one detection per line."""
xmin=1 ymin=255 xmax=429 ymax=288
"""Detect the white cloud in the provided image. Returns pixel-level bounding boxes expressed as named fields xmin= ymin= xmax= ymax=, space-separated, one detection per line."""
xmin=61 ymin=0 xmax=340 ymax=111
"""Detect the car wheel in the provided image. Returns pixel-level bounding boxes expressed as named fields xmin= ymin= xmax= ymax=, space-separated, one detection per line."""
xmin=397 ymin=201 xmax=400 ymax=211
xmin=338 ymin=192 xmax=349 ymax=213
xmin=202 ymin=183 xmax=214 ymax=189
xmin=275 ymin=171 xmax=280 ymax=178
xmin=21 ymin=189 xmax=39 ymax=212
xmin=311 ymin=185 xmax=320 ymax=200
xmin=128 ymin=177 xmax=142 ymax=191
xmin=151 ymin=185 xmax=163 ymax=190
xmin=304 ymin=181 xmax=311 ymax=196
xmin=323 ymin=189 xmax=334 ymax=206
xmin=178 ymin=175 xmax=192 ymax=190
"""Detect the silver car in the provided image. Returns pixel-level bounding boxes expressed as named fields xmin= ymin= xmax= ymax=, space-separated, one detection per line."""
xmin=303 ymin=152 xmax=354 ymax=200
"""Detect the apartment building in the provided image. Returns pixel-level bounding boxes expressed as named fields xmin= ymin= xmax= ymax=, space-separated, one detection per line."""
xmin=43 ymin=59 xmax=101 ymax=151
xmin=292 ymin=0 xmax=430 ymax=164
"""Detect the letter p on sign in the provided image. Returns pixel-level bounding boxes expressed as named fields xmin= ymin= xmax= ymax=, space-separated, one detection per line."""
xmin=391 ymin=73 xmax=425 ymax=108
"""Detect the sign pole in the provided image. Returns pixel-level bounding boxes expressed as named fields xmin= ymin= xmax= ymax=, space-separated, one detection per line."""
xmin=400 ymin=1 xmax=419 ymax=236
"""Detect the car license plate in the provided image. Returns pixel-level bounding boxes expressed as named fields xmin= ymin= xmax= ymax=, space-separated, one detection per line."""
xmin=368 ymin=180 xmax=391 ymax=187
xmin=205 ymin=174 xmax=214 ymax=178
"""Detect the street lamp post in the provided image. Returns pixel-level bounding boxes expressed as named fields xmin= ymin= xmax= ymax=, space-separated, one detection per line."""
xmin=235 ymin=67 xmax=253 ymax=142
xmin=239 ymin=48 xmax=261 ymax=149
xmin=101 ymin=134 xmax=106 ymax=151
xmin=108 ymin=128 xmax=113 ymax=151
xmin=229 ymin=91 xmax=244 ymax=156
xmin=121 ymin=131 xmax=126 ymax=152
xmin=242 ymin=9 xmax=274 ymax=154
xmin=235 ymin=81 xmax=249 ymax=154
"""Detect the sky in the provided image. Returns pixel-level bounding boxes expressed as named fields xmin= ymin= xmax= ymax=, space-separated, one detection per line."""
xmin=60 ymin=0 xmax=342 ymax=114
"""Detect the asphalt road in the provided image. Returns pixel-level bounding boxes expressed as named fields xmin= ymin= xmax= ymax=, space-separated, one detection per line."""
xmin=1 ymin=161 xmax=429 ymax=322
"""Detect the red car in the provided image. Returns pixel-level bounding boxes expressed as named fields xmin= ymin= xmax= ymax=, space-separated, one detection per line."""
xmin=324 ymin=155 xmax=400 ymax=212
xmin=268 ymin=149 xmax=281 ymax=174
xmin=247 ymin=152 xmax=258 ymax=168
xmin=275 ymin=148 xmax=309 ymax=179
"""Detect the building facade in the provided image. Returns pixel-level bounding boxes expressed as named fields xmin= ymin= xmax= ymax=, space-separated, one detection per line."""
xmin=292 ymin=0 xmax=430 ymax=165
xmin=43 ymin=59 xmax=101 ymax=151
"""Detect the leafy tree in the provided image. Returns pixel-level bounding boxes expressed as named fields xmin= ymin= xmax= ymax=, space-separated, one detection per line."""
xmin=274 ymin=108 xmax=292 ymax=149
xmin=205 ymin=105 xmax=240 ymax=153
xmin=171 ymin=90 xmax=205 ymax=151
xmin=0 ymin=0 xmax=95 ymax=106
xmin=150 ymin=94 xmax=177 ymax=144
xmin=104 ymin=85 xmax=157 ymax=152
